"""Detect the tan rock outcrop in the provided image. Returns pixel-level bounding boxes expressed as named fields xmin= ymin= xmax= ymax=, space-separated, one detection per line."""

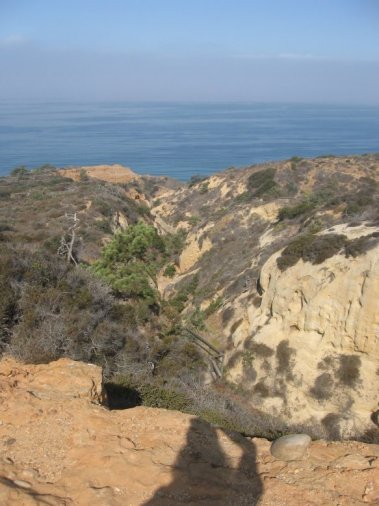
xmin=0 ymin=358 xmax=378 ymax=505
xmin=111 ymin=210 xmax=129 ymax=232
xmin=179 ymin=230 xmax=213 ymax=272
xmin=59 ymin=164 xmax=138 ymax=184
xmin=226 ymin=240 xmax=379 ymax=436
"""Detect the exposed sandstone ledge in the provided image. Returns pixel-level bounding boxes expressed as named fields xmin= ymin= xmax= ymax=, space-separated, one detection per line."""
xmin=0 ymin=358 xmax=378 ymax=505
xmin=58 ymin=164 xmax=138 ymax=184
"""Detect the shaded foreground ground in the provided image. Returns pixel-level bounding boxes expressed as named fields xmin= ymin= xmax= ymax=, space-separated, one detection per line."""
xmin=0 ymin=358 xmax=378 ymax=505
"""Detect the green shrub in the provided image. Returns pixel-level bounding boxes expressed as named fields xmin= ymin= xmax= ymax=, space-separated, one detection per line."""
xmin=163 ymin=264 xmax=176 ymax=278
xmin=277 ymin=233 xmax=347 ymax=271
xmin=185 ymin=307 xmax=206 ymax=330
xmin=163 ymin=229 xmax=186 ymax=256
xmin=188 ymin=174 xmax=207 ymax=187
xmin=285 ymin=182 xmax=298 ymax=195
xmin=197 ymin=408 xmax=245 ymax=433
xmin=135 ymin=203 xmax=150 ymax=216
xmin=95 ymin=219 xmax=112 ymax=234
xmin=140 ymin=384 xmax=191 ymax=411
xmin=199 ymin=182 xmax=209 ymax=194
xmin=92 ymin=221 xmax=165 ymax=302
xmin=277 ymin=188 xmax=336 ymax=221
xmin=30 ymin=190 xmax=46 ymax=201
xmin=247 ymin=168 xmax=279 ymax=198
xmin=79 ymin=169 xmax=89 ymax=182
xmin=344 ymin=233 xmax=379 ymax=257
xmin=94 ymin=199 xmax=113 ymax=217
xmin=289 ymin=156 xmax=303 ymax=170
xmin=187 ymin=215 xmax=200 ymax=226
xmin=107 ymin=375 xmax=192 ymax=411
xmin=344 ymin=194 xmax=373 ymax=216
xmin=234 ymin=191 xmax=252 ymax=204
xmin=278 ymin=200 xmax=316 ymax=220
xmin=11 ymin=166 xmax=28 ymax=177
xmin=166 ymin=274 xmax=199 ymax=314
xmin=203 ymin=296 xmax=223 ymax=317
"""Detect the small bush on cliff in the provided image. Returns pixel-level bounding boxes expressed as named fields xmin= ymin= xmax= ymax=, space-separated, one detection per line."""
xmin=277 ymin=189 xmax=334 ymax=221
xmin=247 ymin=168 xmax=279 ymax=198
xmin=11 ymin=166 xmax=29 ymax=177
xmin=163 ymin=264 xmax=176 ymax=278
xmin=188 ymin=174 xmax=207 ymax=187
xmin=277 ymin=233 xmax=347 ymax=271
xmin=344 ymin=232 xmax=379 ymax=257
xmin=278 ymin=200 xmax=316 ymax=220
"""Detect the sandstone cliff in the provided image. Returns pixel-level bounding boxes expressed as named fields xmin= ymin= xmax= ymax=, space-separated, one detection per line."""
xmin=0 ymin=358 xmax=378 ymax=505
xmin=149 ymin=155 xmax=379 ymax=438
xmin=225 ymin=228 xmax=379 ymax=436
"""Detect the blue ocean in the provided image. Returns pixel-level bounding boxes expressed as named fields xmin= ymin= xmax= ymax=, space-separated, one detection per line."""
xmin=0 ymin=101 xmax=378 ymax=180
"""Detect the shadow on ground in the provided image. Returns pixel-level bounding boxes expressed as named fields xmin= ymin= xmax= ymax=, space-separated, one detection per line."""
xmin=144 ymin=417 xmax=263 ymax=505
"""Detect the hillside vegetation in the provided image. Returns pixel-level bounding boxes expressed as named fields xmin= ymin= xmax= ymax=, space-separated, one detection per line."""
xmin=0 ymin=155 xmax=378 ymax=442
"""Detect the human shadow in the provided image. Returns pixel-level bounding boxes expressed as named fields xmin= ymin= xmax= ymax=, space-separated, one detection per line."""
xmin=144 ymin=417 xmax=263 ymax=505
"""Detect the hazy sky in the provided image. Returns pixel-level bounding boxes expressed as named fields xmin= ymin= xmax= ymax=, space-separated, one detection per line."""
xmin=1 ymin=0 xmax=378 ymax=103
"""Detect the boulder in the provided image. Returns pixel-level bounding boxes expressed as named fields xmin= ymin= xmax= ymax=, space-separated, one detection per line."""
xmin=270 ymin=434 xmax=312 ymax=461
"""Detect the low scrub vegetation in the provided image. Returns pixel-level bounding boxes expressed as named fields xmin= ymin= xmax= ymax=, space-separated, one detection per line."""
xmin=105 ymin=372 xmax=325 ymax=441
xmin=277 ymin=232 xmax=379 ymax=271
xmin=0 ymin=244 xmax=129 ymax=365
xmin=246 ymin=167 xmax=279 ymax=199
xmin=0 ymin=155 xmax=378 ymax=444
xmin=277 ymin=233 xmax=347 ymax=271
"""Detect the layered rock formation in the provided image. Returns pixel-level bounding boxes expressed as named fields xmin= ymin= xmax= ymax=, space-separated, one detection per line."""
xmin=0 ymin=358 xmax=378 ymax=505
xmin=226 ymin=227 xmax=379 ymax=436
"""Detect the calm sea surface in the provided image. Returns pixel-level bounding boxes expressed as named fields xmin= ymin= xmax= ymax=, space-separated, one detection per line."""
xmin=0 ymin=102 xmax=378 ymax=180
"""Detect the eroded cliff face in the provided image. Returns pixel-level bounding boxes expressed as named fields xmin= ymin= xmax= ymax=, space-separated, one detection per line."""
xmin=225 ymin=230 xmax=379 ymax=437
xmin=0 ymin=358 xmax=378 ymax=505
xmin=148 ymin=155 xmax=379 ymax=438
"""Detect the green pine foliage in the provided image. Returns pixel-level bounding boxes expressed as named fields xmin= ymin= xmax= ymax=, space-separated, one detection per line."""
xmin=92 ymin=221 xmax=166 ymax=303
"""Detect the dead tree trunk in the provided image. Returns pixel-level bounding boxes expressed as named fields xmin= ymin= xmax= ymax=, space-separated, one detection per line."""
xmin=58 ymin=212 xmax=79 ymax=265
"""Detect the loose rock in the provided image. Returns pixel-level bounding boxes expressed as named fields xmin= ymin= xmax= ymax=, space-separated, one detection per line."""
xmin=270 ymin=434 xmax=311 ymax=461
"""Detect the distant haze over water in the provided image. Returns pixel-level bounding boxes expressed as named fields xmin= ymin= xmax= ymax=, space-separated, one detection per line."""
xmin=0 ymin=102 xmax=378 ymax=180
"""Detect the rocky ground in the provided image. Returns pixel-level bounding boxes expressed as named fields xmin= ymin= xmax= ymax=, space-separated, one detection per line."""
xmin=0 ymin=358 xmax=378 ymax=505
